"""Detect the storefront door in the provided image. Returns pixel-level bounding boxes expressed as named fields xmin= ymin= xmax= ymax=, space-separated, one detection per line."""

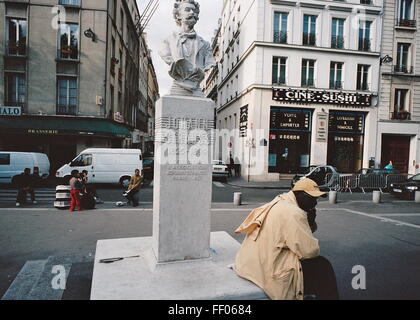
xmin=327 ymin=111 xmax=366 ymax=173
xmin=381 ymin=135 xmax=410 ymax=173
xmin=268 ymin=108 xmax=312 ymax=174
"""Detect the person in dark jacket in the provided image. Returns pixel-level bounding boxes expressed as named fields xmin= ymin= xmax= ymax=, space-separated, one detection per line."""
xmin=15 ymin=168 xmax=33 ymax=207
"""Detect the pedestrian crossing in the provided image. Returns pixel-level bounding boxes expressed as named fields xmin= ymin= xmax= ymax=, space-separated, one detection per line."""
xmin=0 ymin=189 xmax=56 ymax=202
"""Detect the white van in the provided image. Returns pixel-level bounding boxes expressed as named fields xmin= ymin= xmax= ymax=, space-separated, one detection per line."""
xmin=56 ymin=148 xmax=143 ymax=187
xmin=0 ymin=152 xmax=50 ymax=184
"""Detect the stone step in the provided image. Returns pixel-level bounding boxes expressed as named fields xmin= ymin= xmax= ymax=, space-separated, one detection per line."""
xmin=1 ymin=260 xmax=47 ymax=300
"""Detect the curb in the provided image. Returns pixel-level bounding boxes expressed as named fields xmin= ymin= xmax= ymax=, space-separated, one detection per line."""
xmin=225 ymin=182 xmax=291 ymax=190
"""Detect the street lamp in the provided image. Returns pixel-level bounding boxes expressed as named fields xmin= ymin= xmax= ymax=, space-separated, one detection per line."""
xmin=380 ymin=55 xmax=393 ymax=66
xmin=84 ymin=28 xmax=97 ymax=42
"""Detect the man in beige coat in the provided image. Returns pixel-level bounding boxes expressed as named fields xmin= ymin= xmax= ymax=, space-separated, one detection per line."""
xmin=234 ymin=178 xmax=338 ymax=300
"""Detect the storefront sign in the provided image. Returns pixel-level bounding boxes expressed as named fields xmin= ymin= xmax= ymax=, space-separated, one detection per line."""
xmin=273 ymin=88 xmax=372 ymax=107
xmin=316 ymin=113 xmax=329 ymax=142
xmin=27 ymin=129 xmax=59 ymax=135
xmin=270 ymin=108 xmax=311 ymax=132
xmin=329 ymin=112 xmax=365 ymax=134
xmin=0 ymin=106 xmax=21 ymax=116
xmin=239 ymin=105 xmax=248 ymax=138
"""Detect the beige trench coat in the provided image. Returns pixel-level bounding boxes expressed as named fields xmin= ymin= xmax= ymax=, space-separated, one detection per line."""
xmin=234 ymin=191 xmax=320 ymax=300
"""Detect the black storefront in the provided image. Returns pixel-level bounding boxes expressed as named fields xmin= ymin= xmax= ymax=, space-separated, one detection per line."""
xmin=268 ymin=107 xmax=313 ymax=174
xmin=327 ymin=111 xmax=366 ymax=173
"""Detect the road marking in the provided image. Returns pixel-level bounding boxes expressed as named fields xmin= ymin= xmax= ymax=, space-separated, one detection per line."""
xmin=319 ymin=208 xmax=420 ymax=230
xmin=213 ymin=182 xmax=226 ymax=188
xmin=375 ymin=214 xmax=420 ymax=217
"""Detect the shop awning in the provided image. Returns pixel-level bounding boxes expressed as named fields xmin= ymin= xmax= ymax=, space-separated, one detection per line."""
xmin=0 ymin=117 xmax=131 ymax=139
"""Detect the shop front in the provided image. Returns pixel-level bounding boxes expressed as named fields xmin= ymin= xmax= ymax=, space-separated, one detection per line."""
xmin=381 ymin=135 xmax=410 ymax=173
xmin=0 ymin=116 xmax=131 ymax=173
xmin=268 ymin=107 xmax=313 ymax=174
xmin=327 ymin=111 xmax=366 ymax=173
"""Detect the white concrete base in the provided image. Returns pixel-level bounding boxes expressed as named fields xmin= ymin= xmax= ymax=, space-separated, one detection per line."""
xmin=90 ymin=231 xmax=267 ymax=300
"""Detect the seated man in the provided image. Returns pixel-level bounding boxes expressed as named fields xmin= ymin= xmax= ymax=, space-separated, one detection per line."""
xmin=234 ymin=178 xmax=339 ymax=300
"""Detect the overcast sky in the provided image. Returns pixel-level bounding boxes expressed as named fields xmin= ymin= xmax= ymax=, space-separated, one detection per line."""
xmin=137 ymin=0 xmax=223 ymax=96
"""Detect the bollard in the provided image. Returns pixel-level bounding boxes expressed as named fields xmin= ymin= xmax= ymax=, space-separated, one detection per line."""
xmin=329 ymin=191 xmax=337 ymax=204
xmin=415 ymin=191 xmax=420 ymax=203
xmin=234 ymin=192 xmax=242 ymax=206
xmin=373 ymin=190 xmax=381 ymax=204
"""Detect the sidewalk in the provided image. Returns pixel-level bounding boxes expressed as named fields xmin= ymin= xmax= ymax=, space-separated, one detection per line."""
xmin=225 ymin=177 xmax=292 ymax=190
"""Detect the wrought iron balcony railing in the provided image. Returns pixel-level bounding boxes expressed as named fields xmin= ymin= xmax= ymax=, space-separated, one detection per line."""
xmin=357 ymin=82 xmax=370 ymax=91
xmin=57 ymin=46 xmax=79 ymax=60
xmin=393 ymin=65 xmax=414 ymax=74
xmin=273 ymin=31 xmax=288 ymax=44
xmin=301 ymin=78 xmax=315 ymax=88
xmin=396 ymin=19 xmax=416 ymax=28
xmin=331 ymin=36 xmax=344 ymax=49
xmin=358 ymin=39 xmax=371 ymax=52
xmin=329 ymin=81 xmax=343 ymax=90
xmin=6 ymin=40 xmax=27 ymax=56
xmin=56 ymin=104 xmax=77 ymax=115
xmin=303 ymin=33 xmax=316 ymax=46
xmin=391 ymin=110 xmax=411 ymax=120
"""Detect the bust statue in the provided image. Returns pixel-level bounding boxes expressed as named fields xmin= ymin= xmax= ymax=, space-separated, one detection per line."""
xmin=159 ymin=0 xmax=215 ymax=97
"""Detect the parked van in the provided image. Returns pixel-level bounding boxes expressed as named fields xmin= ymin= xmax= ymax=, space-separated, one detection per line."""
xmin=56 ymin=148 xmax=143 ymax=187
xmin=0 ymin=152 xmax=50 ymax=184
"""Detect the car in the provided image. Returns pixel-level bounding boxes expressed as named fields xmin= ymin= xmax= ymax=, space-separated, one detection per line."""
xmin=0 ymin=152 xmax=50 ymax=184
xmin=291 ymin=165 xmax=340 ymax=191
xmin=389 ymin=174 xmax=420 ymax=200
xmin=56 ymin=148 xmax=143 ymax=187
xmin=357 ymin=168 xmax=400 ymax=176
xmin=212 ymin=160 xmax=229 ymax=182
xmin=142 ymin=157 xmax=154 ymax=181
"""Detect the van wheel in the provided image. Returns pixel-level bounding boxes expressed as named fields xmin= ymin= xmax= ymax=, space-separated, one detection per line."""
xmin=120 ymin=177 xmax=131 ymax=189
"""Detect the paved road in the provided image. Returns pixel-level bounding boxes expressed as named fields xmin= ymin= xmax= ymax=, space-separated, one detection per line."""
xmin=0 ymin=183 xmax=419 ymax=300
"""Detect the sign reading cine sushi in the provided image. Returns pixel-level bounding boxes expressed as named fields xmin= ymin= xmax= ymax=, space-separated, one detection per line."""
xmin=273 ymin=88 xmax=372 ymax=107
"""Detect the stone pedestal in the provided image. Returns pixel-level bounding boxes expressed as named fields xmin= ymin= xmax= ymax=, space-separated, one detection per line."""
xmin=90 ymin=95 xmax=265 ymax=300
xmin=153 ymin=95 xmax=214 ymax=263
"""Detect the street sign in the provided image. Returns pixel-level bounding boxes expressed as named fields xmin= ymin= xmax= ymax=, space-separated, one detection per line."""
xmin=0 ymin=106 xmax=22 ymax=116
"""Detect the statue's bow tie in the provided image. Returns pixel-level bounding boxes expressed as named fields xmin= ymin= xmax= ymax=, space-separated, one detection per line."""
xmin=179 ymin=31 xmax=197 ymax=43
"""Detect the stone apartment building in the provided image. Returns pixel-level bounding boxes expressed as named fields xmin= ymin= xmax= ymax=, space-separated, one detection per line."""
xmin=0 ymin=0 xmax=157 ymax=172
xmin=213 ymin=0 xmax=383 ymax=181
xmin=377 ymin=0 xmax=420 ymax=175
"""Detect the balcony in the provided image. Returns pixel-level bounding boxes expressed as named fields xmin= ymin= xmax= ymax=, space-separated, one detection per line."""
xmin=358 ymin=39 xmax=371 ymax=52
xmin=329 ymin=81 xmax=343 ymax=90
xmin=56 ymin=104 xmax=77 ymax=115
xmin=331 ymin=36 xmax=344 ymax=49
xmin=396 ymin=19 xmax=416 ymax=28
xmin=273 ymin=31 xmax=287 ymax=44
xmin=303 ymin=33 xmax=316 ymax=46
xmin=390 ymin=110 xmax=411 ymax=120
xmin=360 ymin=0 xmax=372 ymax=4
xmin=393 ymin=65 xmax=414 ymax=74
xmin=357 ymin=82 xmax=370 ymax=91
xmin=57 ymin=46 xmax=79 ymax=61
xmin=6 ymin=40 xmax=27 ymax=57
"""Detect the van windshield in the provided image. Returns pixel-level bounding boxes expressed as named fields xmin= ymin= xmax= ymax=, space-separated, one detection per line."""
xmin=71 ymin=154 xmax=92 ymax=167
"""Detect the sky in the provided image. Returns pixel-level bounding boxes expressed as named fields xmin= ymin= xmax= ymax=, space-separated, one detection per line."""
xmin=137 ymin=0 xmax=223 ymax=96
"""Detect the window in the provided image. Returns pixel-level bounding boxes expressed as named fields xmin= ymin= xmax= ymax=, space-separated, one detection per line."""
xmin=357 ymin=65 xmax=370 ymax=91
xmin=331 ymin=18 xmax=345 ymax=49
xmin=330 ymin=62 xmax=343 ymax=89
xmin=301 ymin=59 xmax=315 ymax=87
xmin=395 ymin=43 xmax=411 ymax=73
xmin=358 ymin=21 xmax=371 ymax=51
xmin=272 ymin=57 xmax=287 ymax=85
xmin=71 ymin=154 xmax=92 ymax=167
xmin=303 ymin=15 xmax=317 ymax=46
xmin=394 ymin=89 xmax=409 ymax=112
xmin=120 ymin=9 xmax=125 ymax=39
xmin=360 ymin=0 xmax=372 ymax=4
xmin=0 ymin=154 xmax=10 ymax=166
xmin=58 ymin=23 xmax=79 ymax=60
xmin=7 ymin=18 xmax=27 ymax=56
xmin=398 ymin=0 xmax=414 ymax=24
xmin=57 ymin=77 xmax=77 ymax=115
xmin=5 ymin=73 xmax=26 ymax=106
xmin=274 ymin=12 xmax=288 ymax=43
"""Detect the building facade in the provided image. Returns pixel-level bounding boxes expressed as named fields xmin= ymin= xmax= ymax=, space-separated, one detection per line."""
xmin=213 ymin=0 xmax=383 ymax=181
xmin=377 ymin=0 xmax=420 ymax=175
xmin=0 ymin=0 xmax=155 ymax=173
